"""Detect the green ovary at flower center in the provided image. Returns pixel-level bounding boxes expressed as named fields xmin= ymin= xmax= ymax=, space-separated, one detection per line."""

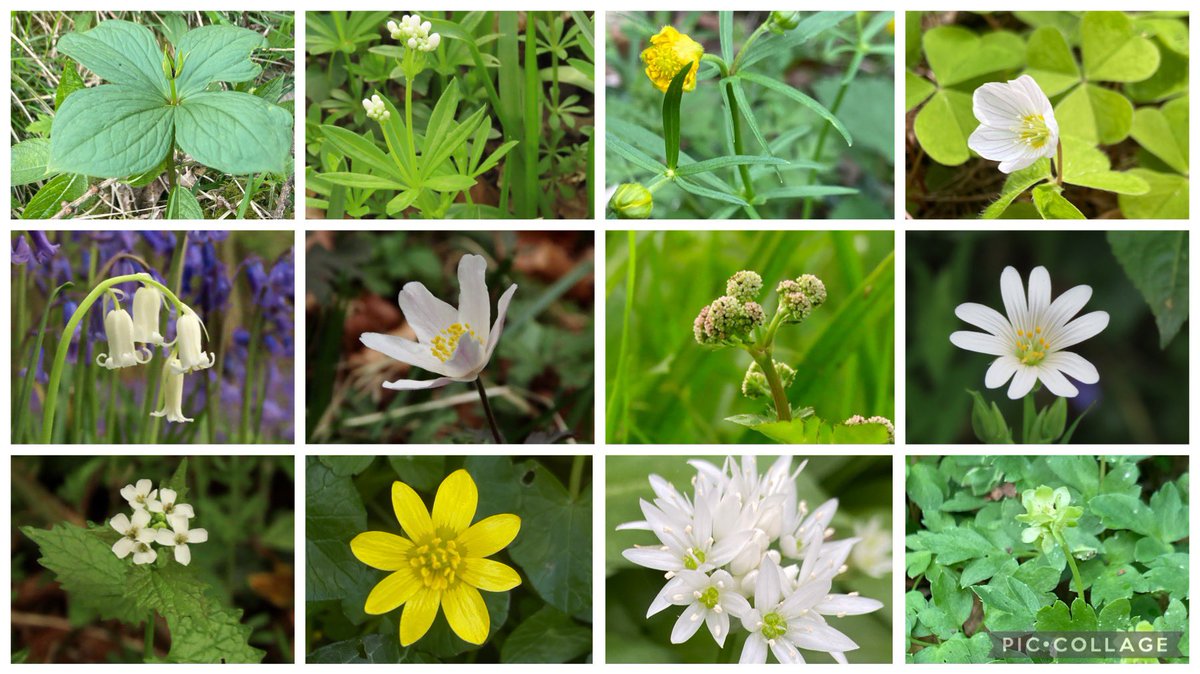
xmin=698 ymin=586 xmax=720 ymax=609
xmin=1017 ymin=114 xmax=1051 ymax=149
xmin=682 ymin=547 xmax=706 ymax=570
xmin=429 ymin=322 xmax=482 ymax=363
xmin=410 ymin=535 xmax=463 ymax=590
xmin=761 ymin=612 xmax=788 ymax=640
xmin=1015 ymin=327 xmax=1048 ymax=365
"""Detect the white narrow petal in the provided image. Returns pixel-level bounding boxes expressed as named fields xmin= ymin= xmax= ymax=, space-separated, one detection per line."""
xmin=955 ymin=302 xmax=1013 ymax=337
xmin=615 ymin=520 xmax=649 ymax=531
xmin=999 ymin=267 xmax=1028 ymax=333
xmin=187 ymin=528 xmax=208 ymax=544
xmin=950 ymin=331 xmax=1009 ymax=356
xmin=1040 ymin=284 xmax=1093 ymax=334
xmin=705 ymin=609 xmax=730 ymax=648
xmin=985 ymin=355 xmax=1021 ymax=389
xmin=721 ymin=591 xmax=752 ymax=618
xmin=709 ymin=530 xmax=754 ymax=567
xmin=1026 ymin=267 xmax=1052 ymax=323
xmin=175 ymin=544 xmax=192 ymax=566
xmin=1051 ymin=311 xmax=1109 ymax=350
xmin=381 ymin=375 xmax=462 ymax=391
xmin=359 ymin=332 xmax=448 ymax=375
xmin=754 ymin=556 xmax=783 ymax=610
xmin=397 ymin=281 xmax=458 ymax=343
xmin=648 ymin=576 xmax=687 ymax=616
xmin=1007 ymin=366 xmax=1039 ymax=399
xmin=670 ymin=603 xmax=706 ymax=643
xmin=740 ymin=633 xmax=769 ymax=664
xmin=155 ymin=529 xmax=176 ymax=547
xmin=973 ymin=81 xmax=1034 ymax=126
xmin=112 ymin=537 xmax=136 ymax=558
xmin=1036 ymin=365 xmax=1079 ymax=398
xmin=770 ymin=637 xmax=804 ymax=664
xmin=110 ymin=513 xmax=131 ymax=534
xmin=455 ymin=254 xmax=491 ymax=344
xmin=1042 ymin=351 xmax=1099 ymax=384
xmin=789 ymin=616 xmax=860 ymax=653
xmin=816 ymin=594 xmax=885 ymax=616
xmin=622 ymin=547 xmax=679 ymax=571
xmin=780 ymin=576 xmax=831 ymax=615
xmin=483 ymin=283 xmax=519 ymax=362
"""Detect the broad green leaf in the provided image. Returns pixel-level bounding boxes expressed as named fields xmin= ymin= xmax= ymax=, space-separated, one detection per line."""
xmin=55 ymin=63 xmax=86 ymax=109
xmin=387 ymin=456 xmax=447 ymax=492
xmin=1024 ymin=26 xmax=1080 ymax=97
xmin=1032 ymin=184 xmax=1085 ymax=219
xmin=1125 ymin=35 xmax=1188 ymax=102
xmin=923 ymin=26 xmax=1024 ymax=87
xmin=305 ymin=457 xmax=375 ymax=621
xmin=905 ymin=71 xmax=936 ymax=111
xmin=21 ymin=523 xmax=140 ymax=621
xmin=1144 ymin=552 xmax=1188 ymax=597
xmin=980 ymin=159 xmax=1051 ymax=218
xmin=319 ymin=455 xmax=375 ymax=477
xmin=1081 ymin=11 xmax=1161 ymax=82
xmin=907 ymin=462 xmax=946 ymax=516
xmin=739 ymin=71 xmax=851 ymax=146
xmin=23 ymin=173 xmax=89 ymax=219
xmin=166 ymin=185 xmax=204 ymax=219
xmin=56 ymin=19 xmax=170 ymax=97
xmin=914 ymin=89 xmax=975 ymax=166
xmin=917 ymin=526 xmax=998 ymax=565
xmin=423 ymin=173 xmax=477 ymax=192
xmin=175 ymin=90 xmax=292 ymax=175
xmin=1118 ymin=169 xmax=1188 ymax=219
xmin=907 ymin=549 xmax=933 ymax=577
xmin=1130 ymin=97 xmax=1188 ymax=174
xmin=123 ymin=156 xmax=168 ymax=187
xmin=308 ymin=635 xmax=434 ymax=663
xmin=1034 ymin=597 xmax=1097 ymax=631
xmin=318 ymin=124 xmax=405 ymax=182
xmin=1108 ymin=230 xmax=1188 ymax=348
xmin=1055 ymin=83 xmax=1132 ymax=145
xmin=318 ymin=172 xmax=406 ymax=190
xmin=1135 ymin=18 xmax=1189 ymax=55
xmin=499 ymin=606 xmax=590 ymax=663
xmin=1045 ymin=455 xmax=1100 ymax=499
xmin=1089 ymin=493 xmax=1154 ymax=537
xmin=11 ymin=138 xmax=53 ymax=186
xmin=49 ymin=84 xmax=174 ymax=177
xmin=174 ymin=25 xmax=266 ymax=98
xmin=662 ymin=63 xmax=691 ymax=170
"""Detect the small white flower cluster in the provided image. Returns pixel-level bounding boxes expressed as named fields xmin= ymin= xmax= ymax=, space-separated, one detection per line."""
xmin=99 ymin=284 xmax=215 ymax=424
xmin=619 ymin=456 xmax=884 ymax=664
xmin=109 ymin=478 xmax=208 ymax=566
xmin=362 ymin=93 xmax=390 ymax=122
xmin=387 ymin=14 xmax=441 ymax=52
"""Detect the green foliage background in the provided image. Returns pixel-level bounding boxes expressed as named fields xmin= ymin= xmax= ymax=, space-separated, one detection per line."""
xmin=905 ymin=455 xmax=1189 ymax=663
xmin=606 ymin=230 xmax=894 ymax=443
xmin=305 ymin=455 xmax=592 ymax=663
xmin=607 ymin=454 xmax=892 ymax=663
xmin=11 ymin=455 xmax=295 ymax=663
xmin=907 ymin=230 xmax=1188 ymax=444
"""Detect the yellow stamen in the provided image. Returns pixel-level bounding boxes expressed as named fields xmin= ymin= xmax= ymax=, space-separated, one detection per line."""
xmin=429 ymin=322 xmax=482 ymax=362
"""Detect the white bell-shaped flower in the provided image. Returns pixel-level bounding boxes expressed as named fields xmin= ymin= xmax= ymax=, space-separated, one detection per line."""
xmin=152 ymin=359 xmax=194 ymax=423
xmin=155 ymin=514 xmax=208 ymax=566
xmin=96 ymin=309 xmax=151 ymax=369
xmin=132 ymin=285 xmax=167 ymax=345
xmin=172 ymin=311 xmax=215 ymax=374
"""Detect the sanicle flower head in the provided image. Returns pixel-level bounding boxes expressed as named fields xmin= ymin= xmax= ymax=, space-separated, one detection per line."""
xmin=96 ymin=309 xmax=151 ymax=369
xmin=967 ymin=75 xmax=1059 ymax=174
xmin=360 ymin=254 xmax=517 ymax=390
xmin=641 ymin=26 xmax=704 ymax=93
xmin=350 ymin=469 xmax=521 ymax=646
xmin=950 ymin=266 xmax=1108 ymax=399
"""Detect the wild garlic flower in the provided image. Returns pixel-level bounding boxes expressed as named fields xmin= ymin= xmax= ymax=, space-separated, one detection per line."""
xmin=1016 ymin=485 xmax=1083 ymax=553
xmin=96 ymin=309 xmax=151 ymax=369
xmin=360 ymin=254 xmax=517 ymax=390
xmin=350 ymin=470 xmax=521 ymax=646
xmin=172 ymin=310 xmax=215 ymax=374
xmin=950 ymin=266 xmax=1108 ymax=399
xmin=362 ymin=93 xmax=390 ymax=122
xmin=131 ymin=286 xmax=167 ymax=345
xmin=649 ymin=569 xmax=751 ymax=647
xmin=849 ymin=516 xmax=892 ymax=578
xmin=967 ymin=75 xmax=1059 ymax=173
xmin=642 ymin=26 xmax=703 ymax=92
xmin=388 ymin=14 xmax=441 ymax=52
xmin=120 ymin=479 xmax=158 ymax=510
xmin=152 ymin=358 xmax=193 ymax=423
xmin=155 ymin=515 xmax=208 ymax=566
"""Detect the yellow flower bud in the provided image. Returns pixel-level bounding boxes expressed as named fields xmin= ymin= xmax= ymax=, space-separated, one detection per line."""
xmin=609 ymin=183 xmax=654 ymax=219
xmin=640 ymin=26 xmax=704 ymax=93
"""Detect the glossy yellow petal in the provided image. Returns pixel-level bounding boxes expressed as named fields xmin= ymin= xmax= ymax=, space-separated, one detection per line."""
xmin=364 ymin=567 xmax=420 ymax=615
xmin=399 ymin=588 xmax=440 ymax=646
xmin=349 ymin=531 xmax=413 ymax=571
xmin=432 ymin=469 xmax=477 ymax=535
xmin=461 ymin=557 xmax=521 ymax=592
xmin=640 ymin=25 xmax=704 ymax=93
xmin=442 ymin=583 xmax=489 ymax=645
xmin=392 ymin=481 xmax=433 ymax=539
xmin=455 ymin=513 xmax=520 ymax=558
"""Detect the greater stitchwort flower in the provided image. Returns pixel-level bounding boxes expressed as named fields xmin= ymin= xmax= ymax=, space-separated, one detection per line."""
xmin=619 ymin=456 xmax=884 ymax=663
xmin=109 ymin=477 xmax=204 ymax=566
xmin=967 ymin=75 xmax=1060 ymax=174
xmin=350 ymin=469 xmax=521 ymax=646
xmin=642 ymin=26 xmax=704 ymax=92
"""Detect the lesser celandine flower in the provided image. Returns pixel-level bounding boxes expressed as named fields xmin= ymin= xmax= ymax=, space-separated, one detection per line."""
xmin=967 ymin=75 xmax=1059 ymax=173
xmin=950 ymin=266 xmax=1108 ymax=399
xmin=641 ymin=26 xmax=704 ymax=92
xmin=350 ymin=470 xmax=521 ymax=646
xmin=362 ymin=93 xmax=390 ymax=122
xmin=360 ymin=254 xmax=517 ymax=390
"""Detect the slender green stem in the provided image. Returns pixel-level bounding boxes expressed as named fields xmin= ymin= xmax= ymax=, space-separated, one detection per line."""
xmin=1055 ymin=140 xmax=1064 ymax=187
xmin=474 ymin=377 xmax=506 ymax=443
xmin=1055 ymin=531 xmax=1086 ymax=603
xmin=239 ymin=314 xmax=264 ymax=443
xmin=750 ymin=349 xmax=791 ymax=422
xmin=801 ymin=26 xmax=865 ymax=219
xmin=404 ymin=77 xmax=417 ymax=170
xmin=165 ymin=145 xmax=177 ymax=192
xmin=730 ymin=23 xmax=769 ymax=74
xmin=605 ymin=231 xmax=636 ymax=440
xmin=1022 ymin=390 xmax=1036 ymax=443
xmin=723 ymin=80 xmax=755 ymax=200
xmin=567 ymin=455 xmax=585 ymax=501
xmin=144 ymin=613 xmax=155 ymax=661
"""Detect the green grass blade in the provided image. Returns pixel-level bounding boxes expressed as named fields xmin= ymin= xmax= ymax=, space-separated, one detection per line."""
xmin=15 ymin=282 xmax=72 ymax=442
xmin=497 ymin=13 xmax=522 ymax=215
xmin=522 ymin=13 xmax=540 ymax=217
xmin=606 ymin=232 xmax=637 ymax=442
xmin=662 ymin=63 xmax=692 ymax=171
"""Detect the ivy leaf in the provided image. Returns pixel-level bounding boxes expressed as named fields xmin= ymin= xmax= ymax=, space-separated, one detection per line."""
xmin=1107 ymin=231 xmax=1188 ymax=348
xmin=499 ymin=606 xmax=591 ymax=663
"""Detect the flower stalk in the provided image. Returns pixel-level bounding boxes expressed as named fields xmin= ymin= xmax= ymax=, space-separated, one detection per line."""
xmin=474 ymin=377 xmax=506 ymax=444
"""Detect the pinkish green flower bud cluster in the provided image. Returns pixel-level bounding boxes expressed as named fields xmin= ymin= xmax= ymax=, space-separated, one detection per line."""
xmin=777 ymin=274 xmax=826 ymax=322
xmin=742 ymin=359 xmax=796 ymax=398
xmin=844 ymin=414 xmax=895 ymax=443
xmin=694 ymin=295 xmax=765 ymax=345
xmin=725 ymin=270 xmax=762 ymax=302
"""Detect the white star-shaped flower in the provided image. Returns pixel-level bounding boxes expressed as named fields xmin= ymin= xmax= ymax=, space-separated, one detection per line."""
xmin=120 ymin=479 xmax=158 ymax=511
xmin=110 ymin=509 xmax=155 ymax=560
xmin=648 ymin=569 xmax=751 ymax=647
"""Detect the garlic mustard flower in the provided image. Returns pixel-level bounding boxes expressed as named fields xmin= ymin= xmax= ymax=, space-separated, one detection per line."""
xmin=152 ymin=359 xmax=193 ymax=423
xmin=172 ymin=311 xmax=215 ymax=374
xmin=388 ymin=14 xmax=441 ymax=52
xmin=131 ymin=285 xmax=167 ymax=345
xmin=641 ymin=26 xmax=704 ymax=93
xmin=96 ymin=309 xmax=151 ymax=369
xmin=360 ymin=254 xmax=517 ymax=391
xmin=950 ymin=266 xmax=1108 ymax=399
xmin=110 ymin=509 xmax=155 ymax=559
xmin=350 ymin=469 xmax=521 ymax=646
xmin=148 ymin=487 xmax=194 ymax=519
xmin=967 ymin=75 xmax=1059 ymax=173
xmin=362 ymin=94 xmax=390 ymax=122
xmin=155 ymin=515 xmax=208 ymax=566
xmin=120 ymin=479 xmax=158 ymax=511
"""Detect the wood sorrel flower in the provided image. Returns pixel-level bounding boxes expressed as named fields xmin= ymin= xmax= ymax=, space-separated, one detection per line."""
xmin=360 ymin=254 xmax=517 ymax=390
xmin=96 ymin=309 xmax=151 ymax=369
xmin=967 ymin=75 xmax=1059 ymax=173
xmin=131 ymin=285 xmax=167 ymax=345
xmin=350 ymin=470 xmax=521 ymax=646
xmin=641 ymin=26 xmax=704 ymax=93
xmin=950 ymin=266 xmax=1108 ymax=399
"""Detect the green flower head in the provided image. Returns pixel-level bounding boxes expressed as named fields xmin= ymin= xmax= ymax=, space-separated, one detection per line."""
xmin=1015 ymin=485 xmax=1083 ymax=552
xmin=725 ymin=270 xmax=763 ymax=303
xmin=694 ymin=296 xmax=765 ymax=346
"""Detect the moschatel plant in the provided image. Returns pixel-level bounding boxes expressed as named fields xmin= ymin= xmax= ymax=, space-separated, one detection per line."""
xmin=41 ymin=19 xmax=291 ymax=217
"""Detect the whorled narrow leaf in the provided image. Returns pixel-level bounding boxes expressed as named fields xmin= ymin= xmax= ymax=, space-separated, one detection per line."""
xmin=607 ymin=133 xmax=667 ymax=174
xmin=673 ymin=176 xmax=749 ymax=206
xmin=738 ymin=71 xmax=852 ymax=146
xmin=673 ymin=154 xmax=789 ymax=177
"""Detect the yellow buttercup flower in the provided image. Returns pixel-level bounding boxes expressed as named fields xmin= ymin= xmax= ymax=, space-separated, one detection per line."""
xmin=350 ymin=469 xmax=521 ymax=646
xmin=641 ymin=26 xmax=704 ymax=93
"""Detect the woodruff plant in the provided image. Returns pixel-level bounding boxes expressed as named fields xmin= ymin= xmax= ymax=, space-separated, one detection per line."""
xmin=47 ymin=20 xmax=291 ymax=214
